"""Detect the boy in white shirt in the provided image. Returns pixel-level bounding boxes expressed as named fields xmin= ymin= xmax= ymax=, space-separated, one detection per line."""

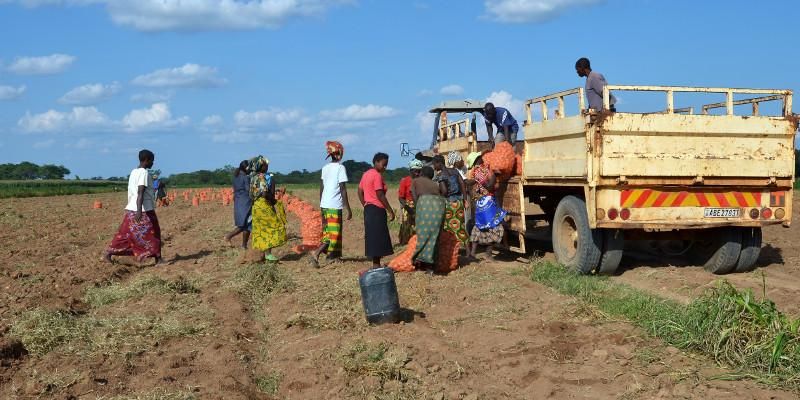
xmin=310 ymin=141 xmax=352 ymax=267
xmin=103 ymin=149 xmax=163 ymax=265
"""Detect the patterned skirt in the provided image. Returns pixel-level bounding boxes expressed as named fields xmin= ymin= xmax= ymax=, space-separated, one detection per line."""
xmin=443 ymin=199 xmax=469 ymax=245
xmin=107 ymin=210 xmax=162 ymax=261
xmin=321 ymin=208 xmax=343 ymax=257
xmin=251 ymin=198 xmax=287 ymax=251
xmin=413 ymin=195 xmax=446 ymax=264
xmin=398 ymin=200 xmax=415 ymax=245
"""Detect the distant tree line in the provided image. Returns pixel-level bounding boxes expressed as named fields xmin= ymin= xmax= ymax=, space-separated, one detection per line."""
xmin=166 ymin=160 xmax=411 ymax=187
xmin=0 ymin=162 xmax=71 ymax=180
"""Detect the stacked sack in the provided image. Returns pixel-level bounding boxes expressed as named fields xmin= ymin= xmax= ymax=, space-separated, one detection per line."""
xmin=482 ymin=141 xmax=517 ymax=182
xmin=281 ymin=193 xmax=323 ymax=253
xmin=388 ymin=233 xmax=460 ymax=274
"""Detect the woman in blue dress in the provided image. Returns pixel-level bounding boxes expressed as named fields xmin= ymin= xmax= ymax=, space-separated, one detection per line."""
xmin=225 ymin=160 xmax=253 ymax=248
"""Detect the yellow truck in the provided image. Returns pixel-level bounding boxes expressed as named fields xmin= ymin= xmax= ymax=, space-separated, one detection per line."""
xmin=431 ymin=86 xmax=797 ymax=275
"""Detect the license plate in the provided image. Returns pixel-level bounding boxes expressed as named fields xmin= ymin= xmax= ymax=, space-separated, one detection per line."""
xmin=704 ymin=208 xmax=740 ymax=218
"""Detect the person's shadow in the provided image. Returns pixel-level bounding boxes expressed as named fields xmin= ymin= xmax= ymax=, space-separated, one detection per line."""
xmin=169 ymin=250 xmax=213 ymax=264
xmin=398 ymin=308 xmax=426 ymax=323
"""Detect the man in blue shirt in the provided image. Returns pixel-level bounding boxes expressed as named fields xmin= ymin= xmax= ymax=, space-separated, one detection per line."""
xmin=482 ymin=102 xmax=519 ymax=144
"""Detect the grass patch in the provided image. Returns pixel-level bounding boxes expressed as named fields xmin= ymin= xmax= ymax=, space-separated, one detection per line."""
xmin=529 ymin=260 xmax=800 ymax=391
xmin=97 ymin=388 xmax=198 ymax=400
xmin=10 ymin=308 xmax=207 ymax=356
xmin=339 ymin=341 xmax=411 ymax=383
xmin=229 ymin=262 xmax=295 ymax=308
xmin=255 ymin=371 xmax=282 ymax=395
xmin=84 ymin=276 xmax=200 ymax=307
xmin=285 ymin=273 xmax=364 ymax=331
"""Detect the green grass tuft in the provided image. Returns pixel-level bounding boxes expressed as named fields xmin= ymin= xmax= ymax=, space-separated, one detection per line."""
xmin=255 ymin=371 xmax=282 ymax=395
xmin=229 ymin=262 xmax=295 ymax=308
xmin=529 ymin=260 xmax=800 ymax=391
xmin=84 ymin=276 xmax=200 ymax=307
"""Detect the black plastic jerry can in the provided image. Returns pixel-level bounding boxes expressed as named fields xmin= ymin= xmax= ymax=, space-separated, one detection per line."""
xmin=358 ymin=267 xmax=401 ymax=325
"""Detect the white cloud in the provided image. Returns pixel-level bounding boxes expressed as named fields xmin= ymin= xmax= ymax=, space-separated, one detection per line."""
xmin=319 ymin=104 xmax=399 ymax=121
xmin=0 ymin=85 xmax=26 ymax=100
xmin=59 ymin=82 xmax=121 ymax=105
xmin=234 ymin=108 xmax=307 ymax=128
xmin=483 ymin=0 xmax=600 ymax=23
xmin=211 ymin=130 xmax=257 ymax=144
xmin=440 ymin=84 xmax=464 ymax=96
xmin=415 ymin=111 xmax=436 ymax=136
xmin=132 ymin=63 xmax=226 ymax=88
xmin=485 ymin=90 xmax=525 ymax=121
xmin=33 ymin=139 xmax=56 ymax=149
xmin=130 ymin=91 xmax=173 ymax=103
xmin=7 ymin=53 xmax=76 ymax=75
xmin=202 ymin=114 xmax=223 ymax=126
xmin=122 ymin=102 xmax=189 ymax=132
xmin=4 ymin=0 xmax=352 ymax=31
xmin=18 ymin=106 xmax=111 ymax=133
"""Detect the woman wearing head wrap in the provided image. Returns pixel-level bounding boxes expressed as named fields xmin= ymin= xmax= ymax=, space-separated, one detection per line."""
xmin=224 ymin=160 xmax=252 ymax=249
xmin=411 ymin=166 xmax=446 ymax=269
xmin=464 ymin=152 xmax=507 ymax=260
xmin=447 ymin=151 xmax=467 ymax=180
xmin=398 ymin=159 xmax=423 ymax=245
xmin=310 ymin=141 xmax=352 ymax=267
xmin=432 ymin=154 xmax=470 ymax=248
xmin=249 ymin=155 xmax=287 ymax=262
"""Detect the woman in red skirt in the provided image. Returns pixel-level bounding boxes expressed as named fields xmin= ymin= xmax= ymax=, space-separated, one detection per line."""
xmin=103 ymin=149 xmax=163 ymax=265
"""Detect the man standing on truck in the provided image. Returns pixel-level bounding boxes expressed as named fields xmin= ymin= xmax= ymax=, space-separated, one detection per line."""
xmin=575 ymin=57 xmax=616 ymax=112
xmin=482 ymin=102 xmax=519 ymax=145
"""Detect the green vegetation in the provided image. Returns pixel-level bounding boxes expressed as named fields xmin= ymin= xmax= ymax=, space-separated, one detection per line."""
xmin=229 ymin=262 xmax=295 ymax=308
xmin=528 ymin=260 xmax=800 ymax=391
xmin=0 ymin=161 xmax=71 ymax=180
xmin=255 ymin=371 xmax=283 ymax=395
xmin=98 ymin=389 xmax=197 ymax=400
xmin=0 ymin=180 xmax=126 ymax=198
xmin=339 ymin=341 xmax=411 ymax=383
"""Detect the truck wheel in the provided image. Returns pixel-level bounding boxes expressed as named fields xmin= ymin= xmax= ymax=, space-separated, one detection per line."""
xmin=688 ymin=228 xmax=742 ymax=275
xmin=734 ymin=228 xmax=762 ymax=273
xmin=597 ymin=229 xmax=624 ymax=275
xmin=552 ymin=196 xmax=602 ymax=274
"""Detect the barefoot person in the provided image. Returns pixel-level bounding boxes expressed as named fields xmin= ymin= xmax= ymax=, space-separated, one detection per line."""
xmin=249 ymin=156 xmax=287 ymax=263
xmin=310 ymin=141 xmax=353 ymax=266
xmin=104 ymin=149 xmax=163 ymax=264
xmin=358 ymin=152 xmax=396 ymax=269
xmin=224 ymin=160 xmax=252 ymax=249
xmin=465 ymin=152 xmax=507 ymax=260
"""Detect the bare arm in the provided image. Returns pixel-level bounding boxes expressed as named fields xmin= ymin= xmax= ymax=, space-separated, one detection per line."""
xmin=340 ymin=182 xmax=352 ymax=221
xmin=358 ymin=186 xmax=365 ymax=207
xmin=376 ymin=190 xmax=395 ymax=221
xmin=135 ymin=185 xmax=145 ymax=222
xmin=485 ymin=121 xmax=494 ymax=143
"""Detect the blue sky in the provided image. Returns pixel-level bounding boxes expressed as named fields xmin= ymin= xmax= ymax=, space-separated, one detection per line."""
xmin=0 ymin=0 xmax=798 ymax=178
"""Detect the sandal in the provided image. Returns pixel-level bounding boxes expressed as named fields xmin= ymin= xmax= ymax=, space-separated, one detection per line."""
xmin=265 ymin=254 xmax=279 ymax=262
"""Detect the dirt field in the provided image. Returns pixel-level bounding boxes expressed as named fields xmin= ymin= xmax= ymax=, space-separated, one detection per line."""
xmin=1 ymin=188 xmax=799 ymax=399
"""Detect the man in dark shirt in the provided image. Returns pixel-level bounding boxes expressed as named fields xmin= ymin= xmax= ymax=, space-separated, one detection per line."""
xmin=482 ymin=102 xmax=519 ymax=144
xmin=575 ymin=57 xmax=616 ymax=112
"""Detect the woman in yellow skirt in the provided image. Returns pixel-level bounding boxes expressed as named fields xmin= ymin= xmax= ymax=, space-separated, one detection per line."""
xmin=249 ymin=156 xmax=286 ymax=262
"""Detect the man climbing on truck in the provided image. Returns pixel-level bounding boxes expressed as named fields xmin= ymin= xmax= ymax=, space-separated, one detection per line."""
xmin=482 ymin=102 xmax=519 ymax=144
xmin=575 ymin=57 xmax=616 ymax=112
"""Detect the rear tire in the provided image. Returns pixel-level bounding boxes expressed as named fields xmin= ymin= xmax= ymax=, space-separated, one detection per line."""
xmin=597 ymin=229 xmax=624 ymax=275
xmin=552 ymin=196 xmax=602 ymax=274
xmin=734 ymin=227 xmax=762 ymax=273
xmin=688 ymin=228 xmax=742 ymax=275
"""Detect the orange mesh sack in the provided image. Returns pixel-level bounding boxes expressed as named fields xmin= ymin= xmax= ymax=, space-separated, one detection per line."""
xmin=388 ymin=235 xmax=417 ymax=273
xmin=435 ymin=231 xmax=460 ymax=273
xmin=483 ymin=142 xmax=515 ymax=181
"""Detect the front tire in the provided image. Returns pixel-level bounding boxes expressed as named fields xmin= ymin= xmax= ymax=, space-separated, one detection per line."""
xmin=552 ymin=196 xmax=602 ymax=274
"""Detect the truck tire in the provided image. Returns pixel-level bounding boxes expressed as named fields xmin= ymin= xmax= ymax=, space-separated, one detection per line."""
xmin=597 ymin=229 xmax=624 ymax=275
xmin=552 ymin=196 xmax=602 ymax=274
xmin=688 ymin=228 xmax=742 ymax=275
xmin=734 ymin=227 xmax=762 ymax=273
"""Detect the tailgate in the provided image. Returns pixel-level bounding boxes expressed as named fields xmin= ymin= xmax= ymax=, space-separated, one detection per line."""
xmin=598 ymin=113 xmax=795 ymax=179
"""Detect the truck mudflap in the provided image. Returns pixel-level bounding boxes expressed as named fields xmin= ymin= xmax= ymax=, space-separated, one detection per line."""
xmin=593 ymin=188 xmax=792 ymax=228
